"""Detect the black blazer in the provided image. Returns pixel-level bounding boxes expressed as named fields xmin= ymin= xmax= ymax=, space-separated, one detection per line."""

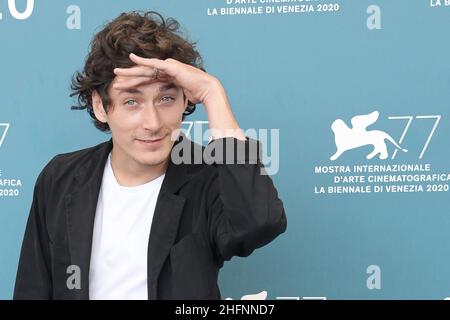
xmin=14 ymin=134 xmax=287 ymax=299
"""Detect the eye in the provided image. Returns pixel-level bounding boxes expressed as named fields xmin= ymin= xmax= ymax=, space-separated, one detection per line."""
xmin=124 ymin=99 xmax=137 ymax=107
xmin=161 ymin=96 xmax=175 ymax=103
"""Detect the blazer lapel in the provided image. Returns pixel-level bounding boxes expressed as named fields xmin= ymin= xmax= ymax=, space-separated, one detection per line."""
xmin=147 ymin=133 xmax=197 ymax=299
xmin=65 ymin=139 xmax=112 ymax=299
xmin=146 ymin=192 xmax=186 ymax=300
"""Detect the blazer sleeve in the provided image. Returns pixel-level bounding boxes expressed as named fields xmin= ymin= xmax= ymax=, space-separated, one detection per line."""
xmin=205 ymin=137 xmax=287 ymax=261
xmin=13 ymin=159 xmax=56 ymax=299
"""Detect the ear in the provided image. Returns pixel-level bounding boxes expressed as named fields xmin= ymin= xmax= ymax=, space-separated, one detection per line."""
xmin=92 ymin=90 xmax=108 ymax=123
xmin=182 ymin=92 xmax=188 ymax=107
xmin=182 ymin=94 xmax=189 ymax=113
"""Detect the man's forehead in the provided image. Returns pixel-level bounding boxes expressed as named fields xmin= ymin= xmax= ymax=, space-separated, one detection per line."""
xmin=113 ymin=81 xmax=180 ymax=95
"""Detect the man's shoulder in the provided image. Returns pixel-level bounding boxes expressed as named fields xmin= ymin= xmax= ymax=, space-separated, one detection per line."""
xmin=52 ymin=140 xmax=109 ymax=164
xmin=39 ymin=140 xmax=110 ymax=182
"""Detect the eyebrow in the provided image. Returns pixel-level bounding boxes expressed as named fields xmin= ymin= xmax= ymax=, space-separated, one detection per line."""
xmin=117 ymin=88 xmax=143 ymax=95
xmin=159 ymin=83 xmax=179 ymax=92
xmin=117 ymin=83 xmax=179 ymax=95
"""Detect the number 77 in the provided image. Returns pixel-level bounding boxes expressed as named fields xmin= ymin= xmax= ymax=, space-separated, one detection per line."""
xmin=0 ymin=123 xmax=10 ymax=147
xmin=388 ymin=115 xmax=441 ymax=159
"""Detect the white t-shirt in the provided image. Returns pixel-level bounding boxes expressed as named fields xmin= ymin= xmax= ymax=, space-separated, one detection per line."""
xmin=89 ymin=152 xmax=165 ymax=300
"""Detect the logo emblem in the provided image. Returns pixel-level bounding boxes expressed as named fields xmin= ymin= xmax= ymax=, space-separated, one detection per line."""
xmin=330 ymin=111 xmax=407 ymax=160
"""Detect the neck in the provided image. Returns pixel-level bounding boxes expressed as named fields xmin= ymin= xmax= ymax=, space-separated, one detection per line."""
xmin=110 ymin=147 xmax=168 ymax=187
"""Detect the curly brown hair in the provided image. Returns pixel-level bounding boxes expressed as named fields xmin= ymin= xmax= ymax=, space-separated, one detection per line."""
xmin=70 ymin=10 xmax=204 ymax=132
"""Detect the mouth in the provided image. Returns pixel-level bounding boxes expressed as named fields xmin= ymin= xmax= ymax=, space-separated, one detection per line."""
xmin=135 ymin=136 xmax=166 ymax=147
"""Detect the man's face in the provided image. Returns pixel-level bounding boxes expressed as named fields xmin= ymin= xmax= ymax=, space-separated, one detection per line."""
xmin=96 ymin=77 xmax=188 ymax=168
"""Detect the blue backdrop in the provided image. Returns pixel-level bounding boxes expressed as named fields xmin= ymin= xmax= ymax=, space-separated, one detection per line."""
xmin=1 ymin=0 xmax=449 ymax=299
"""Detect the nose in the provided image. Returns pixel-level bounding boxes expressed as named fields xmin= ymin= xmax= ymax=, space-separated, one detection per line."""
xmin=141 ymin=104 xmax=162 ymax=133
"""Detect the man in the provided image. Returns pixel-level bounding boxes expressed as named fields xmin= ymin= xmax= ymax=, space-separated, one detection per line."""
xmin=14 ymin=10 xmax=286 ymax=300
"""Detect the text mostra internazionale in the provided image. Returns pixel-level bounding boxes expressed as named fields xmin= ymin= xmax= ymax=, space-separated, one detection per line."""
xmin=314 ymin=163 xmax=450 ymax=183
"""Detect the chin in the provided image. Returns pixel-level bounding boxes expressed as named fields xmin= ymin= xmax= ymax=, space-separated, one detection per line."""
xmin=127 ymin=136 xmax=174 ymax=166
xmin=137 ymin=152 xmax=170 ymax=167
